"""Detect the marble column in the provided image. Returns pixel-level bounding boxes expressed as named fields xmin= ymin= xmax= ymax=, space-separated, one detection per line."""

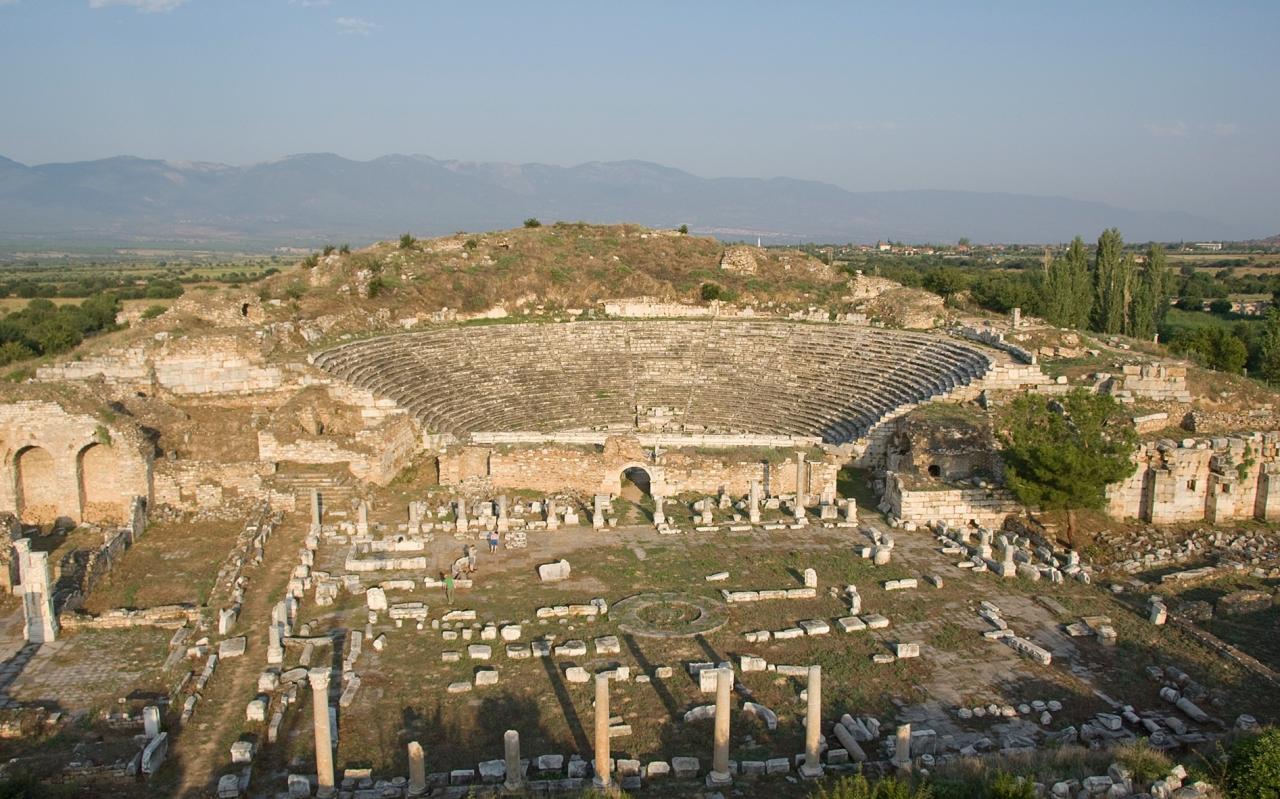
xmin=309 ymin=668 xmax=336 ymax=798
xmin=14 ymin=539 xmax=58 ymax=643
xmin=652 ymin=493 xmax=665 ymax=527
xmin=407 ymin=741 xmax=426 ymax=797
xmin=799 ymin=666 xmax=824 ymax=778
xmin=545 ymin=498 xmax=559 ymax=531
xmin=893 ymin=723 xmax=912 ymax=773
xmin=310 ymin=488 xmax=322 ymax=534
xmin=593 ymin=673 xmax=611 ymax=790
xmin=503 ymin=729 xmax=521 ymax=791
xmin=748 ymin=479 xmax=761 ymax=524
xmin=708 ymin=668 xmax=733 ymax=786
xmin=795 ymin=452 xmax=807 ymax=508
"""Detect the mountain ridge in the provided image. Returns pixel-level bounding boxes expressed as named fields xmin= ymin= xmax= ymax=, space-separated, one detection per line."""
xmin=0 ymin=152 xmax=1249 ymax=246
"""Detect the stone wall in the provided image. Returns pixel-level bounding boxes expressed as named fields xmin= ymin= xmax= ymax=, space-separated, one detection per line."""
xmin=1106 ymin=433 xmax=1280 ymax=523
xmin=154 ymin=459 xmax=280 ymax=512
xmin=36 ymin=334 xmax=294 ymax=398
xmin=880 ymin=471 xmax=1021 ymax=528
xmin=1118 ymin=363 xmax=1191 ymax=403
xmin=257 ymin=413 xmax=419 ymax=485
xmin=0 ymin=401 xmax=152 ymax=525
xmin=440 ymin=436 xmax=838 ymax=499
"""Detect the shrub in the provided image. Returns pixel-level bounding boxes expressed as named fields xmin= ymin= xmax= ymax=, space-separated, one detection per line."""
xmin=701 ymin=282 xmax=724 ymax=302
xmin=1115 ymin=740 xmax=1172 ymax=784
xmin=322 ymin=244 xmax=336 ymax=257
xmin=1225 ymin=729 xmax=1280 ymax=799
xmin=523 ymin=217 xmax=542 ymax=228
xmin=464 ymin=238 xmax=479 ymax=250
xmin=367 ymin=276 xmax=385 ymax=298
xmin=811 ymin=775 xmax=933 ymax=799
xmin=141 ymin=305 xmax=166 ymax=320
xmin=399 ymin=233 xmax=415 ymax=249
xmin=678 ymin=224 xmax=689 ymax=234
xmin=339 ymin=243 xmax=351 ymax=255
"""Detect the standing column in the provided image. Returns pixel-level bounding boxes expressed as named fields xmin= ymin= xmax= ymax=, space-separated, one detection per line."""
xmin=593 ymin=673 xmax=611 ymax=790
xmin=309 ymin=668 xmax=336 ymax=798
xmin=652 ymin=493 xmax=666 ymax=527
xmin=407 ymin=741 xmax=427 ymax=797
xmin=708 ymin=668 xmax=733 ymax=786
xmin=893 ymin=723 xmax=913 ymax=773
xmin=748 ymin=479 xmax=761 ymax=524
xmin=14 ymin=539 xmax=58 ymax=643
xmin=310 ymin=488 xmax=322 ymax=534
xmin=799 ymin=665 xmax=824 ymax=778
xmin=504 ymin=729 xmax=522 ymax=792
xmin=795 ymin=452 xmax=807 ymax=508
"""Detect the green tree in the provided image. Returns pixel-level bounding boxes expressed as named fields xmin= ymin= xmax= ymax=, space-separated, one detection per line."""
xmin=999 ymin=388 xmax=1137 ymax=543
xmin=1046 ymin=236 xmax=1093 ymax=329
xmin=399 ymin=233 xmax=415 ymax=249
xmin=1092 ymin=228 xmax=1128 ymax=334
xmin=678 ymin=224 xmax=689 ymax=234
xmin=523 ymin=217 xmax=542 ymax=228
xmin=1259 ymin=309 xmax=1280 ymax=384
xmin=1225 ymin=729 xmax=1280 ymax=799
xmin=0 ymin=341 xmax=35 ymax=366
xmin=1132 ymin=244 xmax=1172 ymax=341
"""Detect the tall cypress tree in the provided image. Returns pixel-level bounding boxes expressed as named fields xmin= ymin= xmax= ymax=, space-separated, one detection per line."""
xmin=1092 ymin=228 xmax=1126 ymax=334
xmin=1065 ymin=236 xmax=1093 ymax=329
xmin=1131 ymin=243 xmax=1172 ymax=341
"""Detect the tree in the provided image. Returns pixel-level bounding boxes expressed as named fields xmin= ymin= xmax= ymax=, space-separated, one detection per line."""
xmin=1259 ymin=309 xmax=1280 ymax=385
xmin=1224 ymin=729 xmax=1280 ymax=799
xmin=678 ymin=224 xmax=689 ymax=235
xmin=1132 ymin=244 xmax=1172 ymax=341
xmin=999 ymin=388 xmax=1137 ymax=544
xmin=523 ymin=218 xmax=542 ymax=228
xmin=1043 ymin=237 xmax=1093 ymax=330
xmin=958 ymin=237 xmax=971 ymax=248
xmin=921 ymin=267 xmax=969 ymax=299
xmin=1092 ymin=228 xmax=1128 ymax=334
xmin=399 ymin=233 xmax=415 ymax=249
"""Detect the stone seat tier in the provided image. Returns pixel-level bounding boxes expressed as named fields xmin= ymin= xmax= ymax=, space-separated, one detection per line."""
xmin=312 ymin=320 xmax=991 ymax=444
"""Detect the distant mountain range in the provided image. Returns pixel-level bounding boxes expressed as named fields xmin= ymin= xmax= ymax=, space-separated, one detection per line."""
xmin=0 ymin=153 xmax=1251 ymax=247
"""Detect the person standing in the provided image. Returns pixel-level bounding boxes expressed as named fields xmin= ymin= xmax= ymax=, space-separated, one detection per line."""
xmin=487 ymin=529 xmax=499 ymax=554
xmin=443 ymin=571 xmax=455 ymax=605
xmin=466 ymin=544 xmax=478 ymax=575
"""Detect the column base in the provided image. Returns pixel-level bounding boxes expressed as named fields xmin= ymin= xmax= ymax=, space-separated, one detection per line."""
xmin=406 ymin=787 xmax=428 ymax=798
xmin=799 ymin=763 xmax=825 ymax=780
xmin=591 ymin=775 xmax=611 ymax=791
xmin=502 ymin=781 xmax=523 ymax=795
xmin=316 ymin=787 xmax=337 ymax=799
xmin=706 ymin=770 xmax=733 ymax=788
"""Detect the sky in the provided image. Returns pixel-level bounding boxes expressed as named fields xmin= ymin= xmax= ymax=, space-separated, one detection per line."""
xmin=0 ymin=0 xmax=1277 ymax=232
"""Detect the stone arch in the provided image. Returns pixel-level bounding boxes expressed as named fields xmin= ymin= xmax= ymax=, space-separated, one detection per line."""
xmin=606 ymin=461 xmax=666 ymax=497
xmin=78 ymin=442 xmax=119 ymax=524
xmin=15 ymin=445 xmax=59 ymax=524
xmin=620 ymin=465 xmax=652 ymax=498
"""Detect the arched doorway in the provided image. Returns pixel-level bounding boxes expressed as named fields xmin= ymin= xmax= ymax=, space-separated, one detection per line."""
xmin=15 ymin=445 xmax=59 ymax=524
xmin=620 ymin=466 xmax=651 ymax=502
xmin=78 ymin=442 xmax=118 ymax=523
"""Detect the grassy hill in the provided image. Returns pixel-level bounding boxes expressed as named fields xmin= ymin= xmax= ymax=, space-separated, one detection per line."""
xmin=261 ymin=222 xmax=848 ymax=324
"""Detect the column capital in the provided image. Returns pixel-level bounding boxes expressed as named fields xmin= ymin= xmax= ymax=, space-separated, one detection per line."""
xmin=308 ymin=667 xmax=332 ymax=690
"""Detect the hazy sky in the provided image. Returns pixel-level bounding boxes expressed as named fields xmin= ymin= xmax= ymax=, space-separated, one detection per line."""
xmin=1 ymin=1 xmax=1277 ymax=231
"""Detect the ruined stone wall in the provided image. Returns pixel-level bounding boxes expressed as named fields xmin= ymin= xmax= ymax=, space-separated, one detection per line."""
xmin=153 ymin=459 xmax=278 ymax=511
xmin=441 ymin=439 xmax=838 ymax=499
xmin=257 ymin=413 xmax=419 ymax=485
xmin=880 ymin=471 xmax=1021 ymax=528
xmin=1106 ymin=432 xmax=1280 ymax=523
xmin=0 ymin=401 xmax=151 ymax=525
xmin=36 ymin=334 xmax=294 ymax=397
xmin=1118 ymin=363 xmax=1191 ymax=403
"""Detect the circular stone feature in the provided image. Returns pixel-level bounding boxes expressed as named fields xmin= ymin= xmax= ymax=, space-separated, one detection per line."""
xmin=613 ymin=592 xmax=728 ymax=639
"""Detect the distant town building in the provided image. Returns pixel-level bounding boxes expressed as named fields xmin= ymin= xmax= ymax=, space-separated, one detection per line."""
xmin=1193 ymin=242 xmax=1224 ymax=251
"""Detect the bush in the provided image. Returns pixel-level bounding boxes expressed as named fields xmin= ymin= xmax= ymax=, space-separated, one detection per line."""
xmin=1225 ymin=729 xmax=1280 ymax=799
xmin=140 ymin=304 xmax=166 ymax=320
xmin=399 ymin=233 xmax=415 ymax=249
xmin=339 ymin=243 xmax=351 ymax=255
xmin=322 ymin=244 xmax=336 ymax=257
xmin=678 ymin=224 xmax=689 ymax=234
xmin=523 ymin=217 xmax=542 ymax=228
xmin=701 ymin=282 xmax=724 ymax=301
xmin=812 ymin=775 xmax=933 ymax=799
xmin=464 ymin=238 xmax=479 ymax=250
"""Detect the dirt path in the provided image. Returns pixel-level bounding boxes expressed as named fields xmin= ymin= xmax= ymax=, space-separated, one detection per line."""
xmin=173 ymin=514 xmax=309 ymax=799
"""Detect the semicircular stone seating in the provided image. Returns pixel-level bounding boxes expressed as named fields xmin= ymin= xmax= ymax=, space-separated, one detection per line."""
xmin=311 ymin=320 xmax=992 ymax=445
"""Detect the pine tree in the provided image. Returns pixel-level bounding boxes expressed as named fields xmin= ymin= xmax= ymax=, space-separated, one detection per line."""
xmin=999 ymin=388 xmax=1137 ymax=544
